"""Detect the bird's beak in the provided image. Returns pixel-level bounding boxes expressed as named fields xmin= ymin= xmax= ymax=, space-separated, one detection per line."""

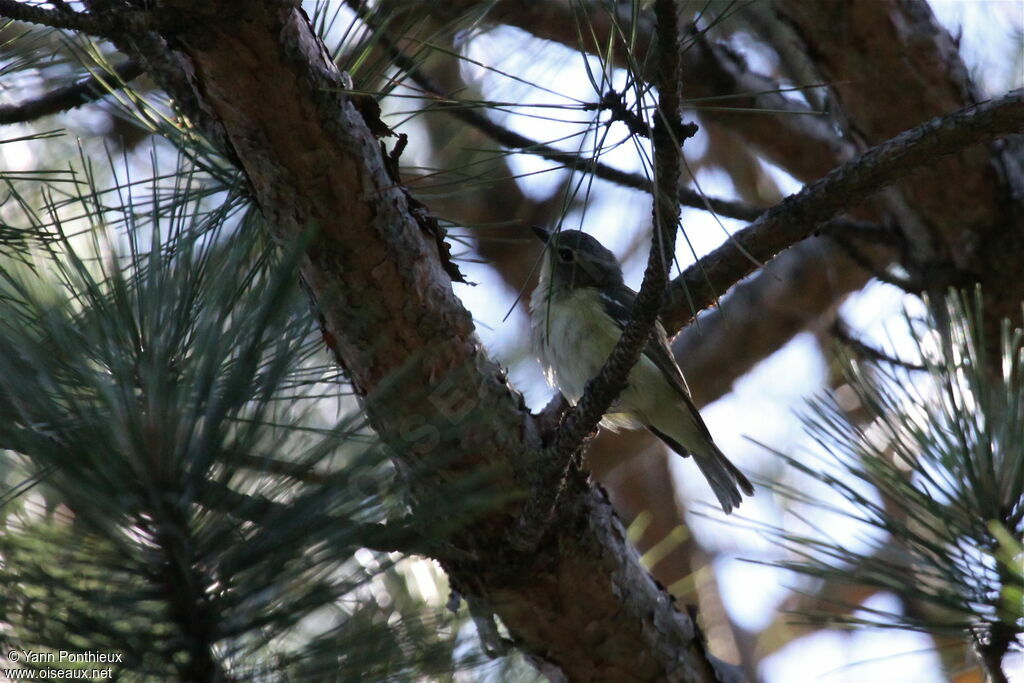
xmin=532 ymin=225 xmax=552 ymax=244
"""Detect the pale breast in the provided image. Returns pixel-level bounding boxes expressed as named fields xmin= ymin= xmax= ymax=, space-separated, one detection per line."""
xmin=531 ymin=287 xmax=616 ymax=402
xmin=531 ymin=284 xmax=672 ymax=432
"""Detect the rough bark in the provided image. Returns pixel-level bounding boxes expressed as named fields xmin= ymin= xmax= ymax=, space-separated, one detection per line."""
xmin=595 ymin=448 xmax=761 ymax=681
xmin=142 ymin=2 xmax=721 ymax=680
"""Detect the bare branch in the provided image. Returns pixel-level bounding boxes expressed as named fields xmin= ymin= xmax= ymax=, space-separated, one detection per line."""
xmin=831 ymin=318 xmax=926 ymax=371
xmin=0 ymin=0 xmax=169 ymax=38
xmin=348 ymin=1 xmax=763 ymax=223
xmin=663 ymin=88 xmax=1024 ymax=333
xmin=0 ymin=60 xmax=143 ymax=125
xmin=431 ymin=0 xmax=856 ymax=183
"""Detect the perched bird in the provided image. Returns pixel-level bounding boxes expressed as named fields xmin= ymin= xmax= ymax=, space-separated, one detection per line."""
xmin=530 ymin=226 xmax=753 ymax=513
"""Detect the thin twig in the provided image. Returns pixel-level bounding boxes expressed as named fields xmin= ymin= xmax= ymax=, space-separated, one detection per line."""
xmin=199 ymin=480 xmax=475 ymax=561
xmin=345 ymin=0 xmax=761 ymax=223
xmin=663 ymin=88 xmax=1024 ymax=334
xmin=585 ymin=88 xmax=651 ymax=138
xmin=0 ymin=60 xmax=144 ymax=125
xmin=511 ymin=0 xmax=688 ymax=551
xmin=831 ymin=319 xmax=926 ymax=371
xmin=827 ymin=230 xmax=924 ymax=292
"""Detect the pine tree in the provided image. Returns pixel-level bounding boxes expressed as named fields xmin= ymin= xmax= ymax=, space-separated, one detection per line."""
xmin=0 ymin=1 xmax=1021 ymax=680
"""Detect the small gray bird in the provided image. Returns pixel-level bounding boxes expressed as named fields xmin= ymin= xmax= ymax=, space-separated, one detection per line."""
xmin=530 ymin=226 xmax=753 ymax=513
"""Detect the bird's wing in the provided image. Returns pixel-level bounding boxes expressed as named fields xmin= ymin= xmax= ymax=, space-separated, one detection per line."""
xmin=600 ymin=285 xmax=712 ymax=440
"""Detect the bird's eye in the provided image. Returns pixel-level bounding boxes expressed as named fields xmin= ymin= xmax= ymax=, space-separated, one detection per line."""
xmin=557 ymin=248 xmax=575 ymax=263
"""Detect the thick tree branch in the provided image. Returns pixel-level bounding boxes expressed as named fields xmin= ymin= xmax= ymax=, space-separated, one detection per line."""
xmin=773 ymin=0 xmax=1024 ymax=349
xmin=141 ymin=2 xmax=722 ymax=679
xmin=663 ymin=89 xmax=1024 ymax=333
xmin=0 ymin=60 xmax=143 ymax=125
xmin=593 ymin=451 xmax=759 ymax=679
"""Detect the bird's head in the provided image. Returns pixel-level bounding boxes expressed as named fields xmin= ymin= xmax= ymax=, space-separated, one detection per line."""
xmin=532 ymin=226 xmax=624 ymax=292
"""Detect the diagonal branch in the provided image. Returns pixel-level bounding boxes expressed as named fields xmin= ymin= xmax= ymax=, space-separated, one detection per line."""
xmin=0 ymin=60 xmax=143 ymax=125
xmin=830 ymin=318 xmax=926 ymax=371
xmin=662 ymin=88 xmax=1024 ymax=333
xmin=0 ymin=0 xmax=169 ymax=38
xmin=433 ymin=0 xmax=856 ymax=183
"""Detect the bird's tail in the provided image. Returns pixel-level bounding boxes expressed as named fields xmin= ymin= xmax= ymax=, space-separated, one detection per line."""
xmin=649 ymin=427 xmax=754 ymax=514
xmin=692 ymin=442 xmax=754 ymax=514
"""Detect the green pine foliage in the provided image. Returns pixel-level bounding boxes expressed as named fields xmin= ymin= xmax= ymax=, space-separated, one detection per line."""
xmin=0 ymin=7 xmax=525 ymax=678
xmin=766 ymin=291 xmax=1023 ymax=674
xmin=0 ymin=144 xmax=481 ymax=679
